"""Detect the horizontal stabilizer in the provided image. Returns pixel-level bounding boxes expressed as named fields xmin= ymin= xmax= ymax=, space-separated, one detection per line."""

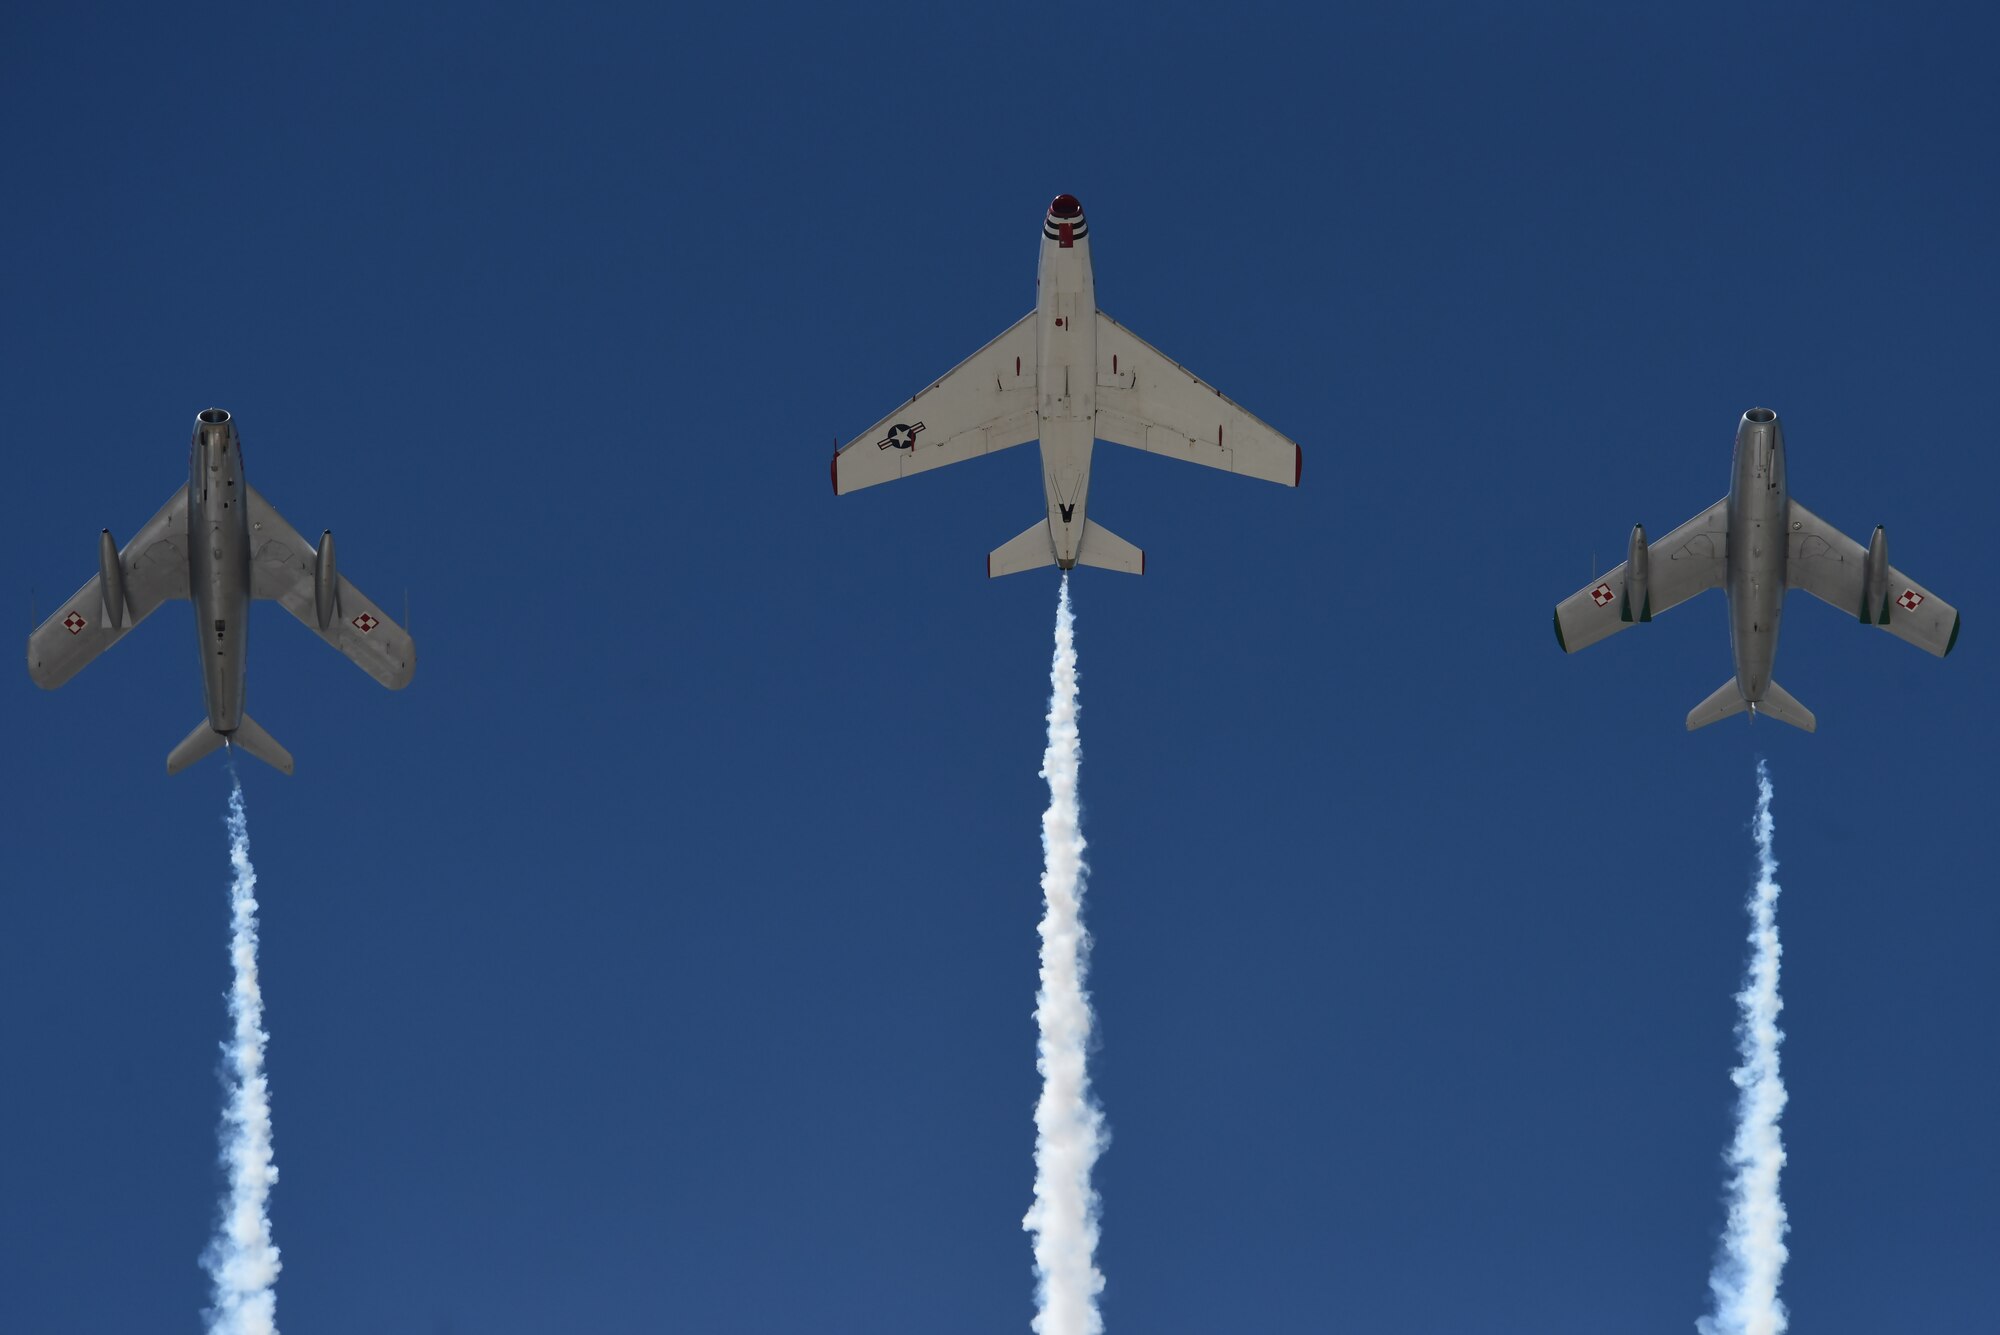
xmin=1075 ymin=519 xmax=1144 ymax=575
xmin=229 ymin=714 xmax=296 ymax=775
xmin=1753 ymin=681 xmax=1816 ymax=733
xmin=1686 ymin=678 xmax=1750 ymax=732
xmin=167 ymin=721 xmax=228 ymax=775
xmin=988 ymin=519 xmax=1057 ymax=579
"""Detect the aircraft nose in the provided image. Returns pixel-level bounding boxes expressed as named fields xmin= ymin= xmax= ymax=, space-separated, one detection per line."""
xmin=195 ymin=406 xmax=234 ymax=446
xmin=1043 ymin=195 xmax=1089 ymax=246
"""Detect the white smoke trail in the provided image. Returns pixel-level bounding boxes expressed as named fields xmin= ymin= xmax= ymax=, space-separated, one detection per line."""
xmin=203 ymin=768 xmax=282 ymax=1335
xmin=1698 ymin=760 xmax=1790 ymax=1335
xmin=1022 ymin=575 xmax=1107 ymax=1335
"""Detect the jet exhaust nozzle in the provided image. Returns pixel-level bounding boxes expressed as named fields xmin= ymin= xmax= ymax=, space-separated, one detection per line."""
xmin=1861 ymin=525 xmax=1889 ymax=624
xmin=98 ymin=529 xmax=130 ymax=629
xmin=315 ymin=530 xmax=339 ymax=630
xmin=1622 ymin=523 xmax=1650 ymax=622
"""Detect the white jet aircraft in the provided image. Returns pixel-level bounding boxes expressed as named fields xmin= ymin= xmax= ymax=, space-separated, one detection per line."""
xmin=831 ymin=194 xmax=1301 ymax=575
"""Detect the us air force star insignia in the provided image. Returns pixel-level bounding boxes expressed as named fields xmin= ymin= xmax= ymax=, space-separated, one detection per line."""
xmin=1898 ymin=589 xmax=1925 ymax=611
xmin=1589 ymin=583 xmax=1615 ymax=607
xmin=877 ymin=421 xmax=927 ymax=451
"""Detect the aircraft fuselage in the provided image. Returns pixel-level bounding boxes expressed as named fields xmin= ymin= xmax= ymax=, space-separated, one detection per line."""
xmin=188 ymin=408 xmax=250 ymax=733
xmin=1034 ymin=196 xmax=1097 ymax=568
xmin=1724 ymin=408 xmax=1787 ymax=705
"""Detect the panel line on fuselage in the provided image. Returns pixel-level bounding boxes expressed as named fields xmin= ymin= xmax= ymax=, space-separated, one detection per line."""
xmin=189 ymin=419 xmax=251 ymax=734
xmin=1033 ymin=208 xmax=1098 ymax=568
xmin=1725 ymin=414 xmax=1788 ymax=702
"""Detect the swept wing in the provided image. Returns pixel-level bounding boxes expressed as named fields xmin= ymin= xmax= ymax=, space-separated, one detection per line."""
xmin=1554 ymin=498 xmax=1729 ymax=653
xmin=1092 ymin=309 xmax=1301 ymax=487
xmin=1785 ymin=500 xmax=1959 ymax=656
xmin=831 ymin=313 xmax=1038 ymax=495
xmin=247 ymin=487 xmax=416 ymax=688
xmin=27 ymin=489 xmax=191 ymax=688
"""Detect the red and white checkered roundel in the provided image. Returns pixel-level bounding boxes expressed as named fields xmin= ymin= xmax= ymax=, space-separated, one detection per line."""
xmin=351 ymin=613 xmax=379 ymax=633
xmin=1897 ymin=589 xmax=1924 ymax=612
xmin=63 ymin=611 xmax=87 ymax=634
xmin=1589 ymin=583 xmax=1615 ymax=607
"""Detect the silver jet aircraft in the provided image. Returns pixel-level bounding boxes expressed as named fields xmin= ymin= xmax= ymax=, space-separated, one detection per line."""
xmin=1554 ymin=407 xmax=1959 ymax=732
xmin=27 ymin=408 xmax=415 ymax=773
xmin=831 ymin=194 xmax=1301 ymax=574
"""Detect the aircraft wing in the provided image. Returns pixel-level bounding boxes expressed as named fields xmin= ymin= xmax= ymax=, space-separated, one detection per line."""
xmin=1554 ymin=498 xmax=1729 ymax=653
xmin=246 ymin=486 xmax=416 ymax=688
xmin=831 ymin=312 xmax=1039 ymax=495
xmin=1092 ymin=309 xmax=1301 ymax=487
xmin=27 ymin=488 xmax=191 ymax=688
xmin=1785 ymin=499 xmax=1960 ymax=656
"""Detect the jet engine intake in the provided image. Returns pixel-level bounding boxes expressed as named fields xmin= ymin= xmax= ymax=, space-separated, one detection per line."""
xmin=314 ymin=529 xmax=339 ymax=629
xmin=1861 ymin=525 xmax=1889 ymax=623
xmin=98 ymin=528 xmax=130 ymax=629
xmin=1621 ymin=523 xmax=1651 ymax=622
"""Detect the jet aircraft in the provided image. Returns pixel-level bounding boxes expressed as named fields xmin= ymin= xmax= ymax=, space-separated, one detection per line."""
xmin=27 ymin=408 xmax=415 ymax=773
xmin=1554 ymin=407 xmax=1958 ymax=732
xmin=830 ymin=194 xmax=1301 ymax=575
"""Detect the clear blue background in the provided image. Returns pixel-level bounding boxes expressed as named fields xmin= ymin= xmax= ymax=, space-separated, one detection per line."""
xmin=3 ymin=4 xmax=1993 ymax=1331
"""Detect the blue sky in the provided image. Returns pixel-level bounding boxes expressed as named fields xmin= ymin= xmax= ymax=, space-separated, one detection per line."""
xmin=3 ymin=3 xmax=1995 ymax=1331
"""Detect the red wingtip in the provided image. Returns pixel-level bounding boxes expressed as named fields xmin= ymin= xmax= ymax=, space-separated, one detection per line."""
xmin=1294 ymin=443 xmax=1303 ymax=487
xmin=830 ymin=453 xmax=839 ymax=495
xmin=986 ymin=553 xmax=992 ymax=579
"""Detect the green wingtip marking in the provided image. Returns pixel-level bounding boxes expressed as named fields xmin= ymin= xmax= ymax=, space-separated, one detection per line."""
xmin=1553 ymin=608 xmax=1568 ymax=652
xmin=1946 ymin=613 xmax=1960 ymax=657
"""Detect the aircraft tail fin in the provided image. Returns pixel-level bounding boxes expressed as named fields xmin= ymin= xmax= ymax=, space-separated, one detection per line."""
xmin=1075 ymin=519 xmax=1144 ymax=575
xmin=1686 ymin=678 xmax=1751 ymax=732
xmin=228 ymin=714 xmax=296 ymax=775
xmin=1752 ymin=681 xmax=1817 ymax=733
xmin=167 ymin=721 xmax=229 ymax=775
xmin=1686 ymin=678 xmax=1818 ymax=733
xmin=987 ymin=516 xmax=1147 ymax=578
xmin=988 ymin=519 xmax=1057 ymax=579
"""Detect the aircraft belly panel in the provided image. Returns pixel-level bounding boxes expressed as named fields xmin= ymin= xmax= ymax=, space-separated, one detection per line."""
xmin=1039 ymin=426 xmax=1094 ymax=565
xmin=192 ymin=443 xmax=251 ymax=734
xmin=1728 ymin=483 xmax=1787 ymax=700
